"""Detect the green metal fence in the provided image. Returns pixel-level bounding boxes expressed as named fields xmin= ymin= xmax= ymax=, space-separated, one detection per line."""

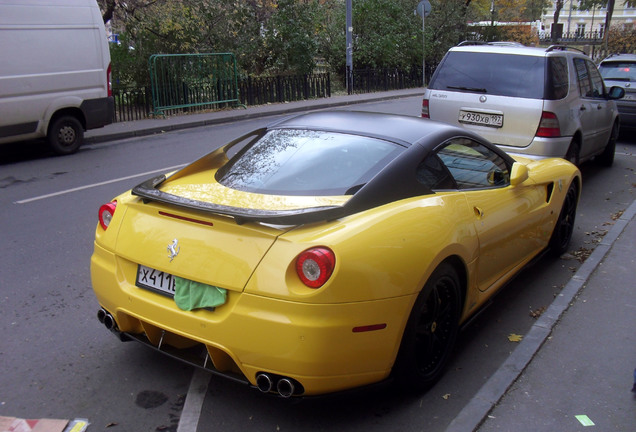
xmin=149 ymin=53 xmax=243 ymax=116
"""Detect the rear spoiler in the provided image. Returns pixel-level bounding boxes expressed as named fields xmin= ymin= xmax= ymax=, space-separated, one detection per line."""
xmin=131 ymin=175 xmax=346 ymax=225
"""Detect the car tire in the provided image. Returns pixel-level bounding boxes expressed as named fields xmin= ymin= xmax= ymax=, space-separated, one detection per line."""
xmin=564 ymin=139 xmax=580 ymax=166
xmin=393 ymin=262 xmax=462 ymax=392
xmin=595 ymin=121 xmax=618 ymax=167
xmin=47 ymin=115 xmax=84 ymax=155
xmin=549 ymin=181 xmax=579 ymax=256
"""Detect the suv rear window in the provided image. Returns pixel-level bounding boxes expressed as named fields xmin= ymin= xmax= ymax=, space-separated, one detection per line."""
xmin=429 ymin=51 xmax=568 ymax=100
xmin=599 ymin=61 xmax=636 ymax=82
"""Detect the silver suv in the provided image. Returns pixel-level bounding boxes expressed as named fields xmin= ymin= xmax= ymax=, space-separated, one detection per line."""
xmin=598 ymin=53 xmax=636 ymax=129
xmin=422 ymin=43 xmax=625 ymax=166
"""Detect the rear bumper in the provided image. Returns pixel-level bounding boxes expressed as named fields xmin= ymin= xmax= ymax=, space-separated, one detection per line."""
xmin=90 ymin=242 xmax=415 ymax=396
xmin=81 ymin=96 xmax=114 ymax=129
xmin=496 ymin=136 xmax=572 ymax=159
xmin=616 ymin=101 xmax=636 ymax=128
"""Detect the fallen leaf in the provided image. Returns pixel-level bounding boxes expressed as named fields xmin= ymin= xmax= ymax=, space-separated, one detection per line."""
xmin=529 ymin=306 xmax=546 ymax=318
xmin=442 ymin=393 xmax=451 ymax=400
xmin=508 ymin=333 xmax=523 ymax=342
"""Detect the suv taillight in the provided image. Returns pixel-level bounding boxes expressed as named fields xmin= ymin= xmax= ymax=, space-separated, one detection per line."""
xmin=421 ymin=99 xmax=430 ymax=118
xmin=535 ymin=111 xmax=561 ymax=137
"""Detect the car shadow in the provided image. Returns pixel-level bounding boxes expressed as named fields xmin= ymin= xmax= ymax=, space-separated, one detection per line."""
xmin=0 ymin=139 xmax=57 ymax=165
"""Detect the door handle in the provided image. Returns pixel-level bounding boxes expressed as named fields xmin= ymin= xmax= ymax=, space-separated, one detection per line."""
xmin=474 ymin=207 xmax=484 ymax=219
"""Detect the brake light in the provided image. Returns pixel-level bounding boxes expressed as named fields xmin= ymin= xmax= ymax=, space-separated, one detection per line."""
xmin=98 ymin=201 xmax=117 ymax=230
xmin=107 ymin=63 xmax=112 ymax=97
xmin=295 ymin=247 xmax=335 ymax=288
xmin=536 ymin=111 xmax=561 ymax=137
xmin=421 ymin=99 xmax=430 ymax=118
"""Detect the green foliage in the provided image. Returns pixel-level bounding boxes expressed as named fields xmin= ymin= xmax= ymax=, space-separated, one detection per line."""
xmin=104 ymin=0 xmax=556 ymax=87
xmin=263 ymin=0 xmax=321 ymax=74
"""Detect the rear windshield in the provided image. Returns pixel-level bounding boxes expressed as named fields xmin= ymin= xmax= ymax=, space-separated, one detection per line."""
xmin=216 ymin=129 xmax=403 ymax=196
xmin=429 ymin=51 xmax=560 ymax=99
xmin=599 ymin=62 xmax=636 ymax=82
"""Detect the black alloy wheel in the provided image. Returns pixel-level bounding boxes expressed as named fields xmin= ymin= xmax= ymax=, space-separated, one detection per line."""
xmin=393 ymin=263 xmax=462 ymax=392
xmin=549 ymin=182 xmax=579 ymax=256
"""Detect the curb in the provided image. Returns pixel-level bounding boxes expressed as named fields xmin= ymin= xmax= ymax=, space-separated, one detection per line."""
xmin=446 ymin=198 xmax=636 ymax=432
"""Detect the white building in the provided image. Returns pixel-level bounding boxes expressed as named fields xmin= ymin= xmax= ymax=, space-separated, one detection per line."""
xmin=542 ymin=0 xmax=636 ymax=38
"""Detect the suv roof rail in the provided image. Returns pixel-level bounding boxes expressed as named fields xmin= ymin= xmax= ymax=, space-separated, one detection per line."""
xmin=457 ymin=40 xmax=525 ymax=47
xmin=545 ymin=45 xmax=585 ymax=54
xmin=457 ymin=40 xmax=488 ymax=46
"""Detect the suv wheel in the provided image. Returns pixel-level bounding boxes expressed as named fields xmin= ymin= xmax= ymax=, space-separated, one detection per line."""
xmin=565 ymin=139 xmax=580 ymax=166
xmin=595 ymin=121 xmax=618 ymax=167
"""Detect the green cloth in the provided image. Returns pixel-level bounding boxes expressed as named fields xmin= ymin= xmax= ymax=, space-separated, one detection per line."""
xmin=174 ymin=276 xmax=227 ymax=311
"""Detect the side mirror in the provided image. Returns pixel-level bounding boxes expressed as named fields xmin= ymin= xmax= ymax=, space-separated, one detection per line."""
xmin=510 ymin=163 xmax=529 ymax=186
xmin=608 ymin=85 xmax=625 ymax=100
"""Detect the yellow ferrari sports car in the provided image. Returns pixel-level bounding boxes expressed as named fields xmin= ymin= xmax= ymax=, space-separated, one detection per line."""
xmin=91 ymin=111 xmax=581 ymax=397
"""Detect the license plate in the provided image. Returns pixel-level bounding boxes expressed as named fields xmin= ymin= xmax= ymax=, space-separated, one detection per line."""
xmin=459 ymin=110 xmax=503 ymax=128
xmin=136 ymin=265 xmax=176 ymax=296
xmin=623 ymin=93 xmax=635 ymax=101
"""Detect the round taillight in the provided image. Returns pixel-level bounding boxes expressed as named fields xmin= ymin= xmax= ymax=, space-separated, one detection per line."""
xmin=98 ymin=201 xmax=117 ymax=230
xmin=295 ymin=247 xmax=335 ymax=288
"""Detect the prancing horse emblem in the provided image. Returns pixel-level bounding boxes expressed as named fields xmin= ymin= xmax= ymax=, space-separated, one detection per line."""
xmin=167 ymin=239 xmax=180 ymax=262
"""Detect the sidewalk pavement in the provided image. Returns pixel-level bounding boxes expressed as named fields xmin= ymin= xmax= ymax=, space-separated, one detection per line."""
xmin=85 ymin=89 xmax=635 ymax=431
xmin=450 ymin=199 xmax=636 ymax=432
xmin=85 ymin=88 xmax=426 ymax=144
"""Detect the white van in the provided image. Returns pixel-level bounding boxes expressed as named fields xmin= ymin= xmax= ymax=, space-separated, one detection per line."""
xmin=0 ymin=0 xmax=114 ymax=155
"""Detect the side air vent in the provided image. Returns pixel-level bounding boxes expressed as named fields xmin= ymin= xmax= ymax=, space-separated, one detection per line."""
xmin=546 ymin=182 xmax=554 ymax=203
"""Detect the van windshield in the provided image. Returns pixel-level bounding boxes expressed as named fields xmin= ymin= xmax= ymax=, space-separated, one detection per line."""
xmin=429 ymin=52 xmax=547 ymax=99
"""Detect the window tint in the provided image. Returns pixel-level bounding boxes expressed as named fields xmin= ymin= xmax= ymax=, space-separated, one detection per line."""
xmin=545 ymin=57 xmax=569 ymax=99
xmin=216 ymin=129 xmax=403 ymax=196
xmin=575 ymin=58 xmax=605 ymax=98
xmin=434 ymin=138 xmax=510 ymax=190
xmin=416 ymin=154 xmax=456 ymax=190
xmin=429 ymin=52 xmax=546 ymax=99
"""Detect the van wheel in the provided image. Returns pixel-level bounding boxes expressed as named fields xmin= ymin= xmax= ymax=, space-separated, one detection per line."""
xmin=596 ymin=121 xmax=618 ymax=167
xmin=564 ymin=139 xmax=580 ymax=166
xmin=48 ymin=115 xmax=84 ymax=155
xmin=393 ymin=263 xmax=462 ymax=392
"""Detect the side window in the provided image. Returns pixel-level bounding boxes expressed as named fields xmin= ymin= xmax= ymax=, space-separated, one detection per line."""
xmin=574 ymin=57 xmax=605 ymax=98
xmin=574 ymin=58 xmax=593 ymax=97
xmin=416 ymin=153 xmax=456 ymax=190
xmin=586 ymin=59 xmax=606 ymax=98
xmin=546 ymin=57 xmax=569 ymax=100
xmin=435 ymin=138 xmax=510 ymax=190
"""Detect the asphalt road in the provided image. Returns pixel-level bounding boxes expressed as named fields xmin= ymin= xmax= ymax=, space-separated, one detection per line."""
xmin=1 ymin=96 xmax=634 ymax=432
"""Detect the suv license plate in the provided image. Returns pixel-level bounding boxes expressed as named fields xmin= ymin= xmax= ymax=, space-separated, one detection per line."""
xmin=459 ymin=110 xmax=503 ymax=128
xmin=136 ymin=265 xmax=176 ymax=296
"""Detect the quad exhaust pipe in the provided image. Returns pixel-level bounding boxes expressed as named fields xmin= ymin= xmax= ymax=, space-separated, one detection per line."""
xmin=256 ymin=373 xmax=299 ymax=398
xmin=97 ymin=308 xmax=115 ymax=330
xmin=97 ymin=308 xmax=130 ymax=341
